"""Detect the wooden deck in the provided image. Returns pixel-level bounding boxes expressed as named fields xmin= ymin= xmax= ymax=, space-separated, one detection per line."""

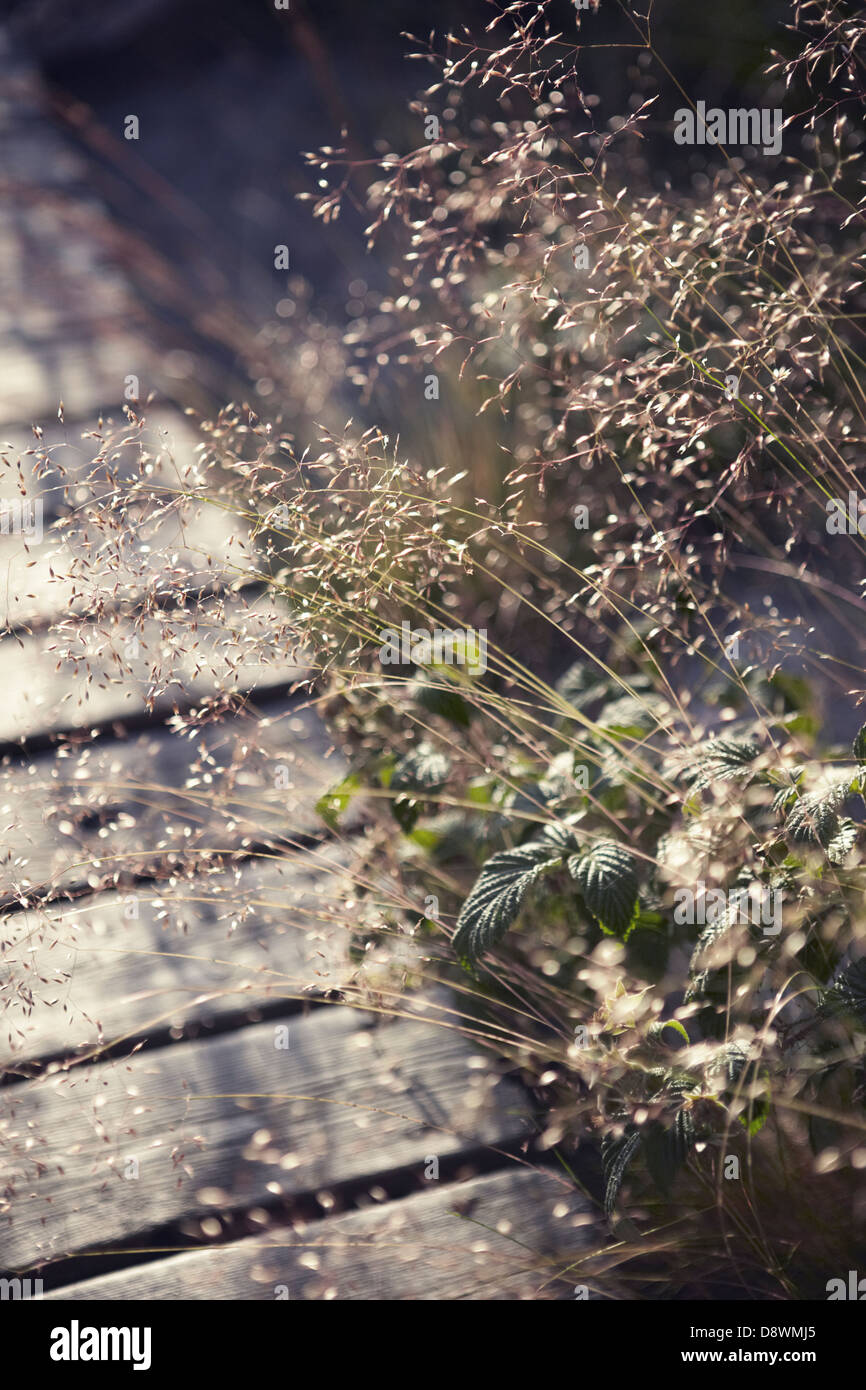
xmin=0 ymin=35 xmax=595 ymax=1299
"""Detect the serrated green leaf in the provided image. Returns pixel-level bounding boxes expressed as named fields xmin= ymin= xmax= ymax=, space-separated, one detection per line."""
xmin=554 ymin=661 xmax=608 ymax=711
xmin=601 ymin=1128 xmax=642 ymax=1218
xmin=684 ymin=969 xmax=709 ymax=1004
xmin=827 ymin=817 xmax=857 ymax=864
xmin=466 ymin=778 xmax=496 ymax=805
xmin=570 ymin=840 xmax=639 ymax=937
xmin=315 ymin=773 xmax=362 ymax=831
xmin=709 ymin=1041 xmax=751 ymax=1088
xmin=771 ymin=767 xmax=805 ymax=817
xmin=643 ymin=1108 xmax=696 ymax=1195
xmin=683 ymin=738 xmax=760 ymax=792
xmin=783 ymin=779 xmax=850 ymax=847
xmin=538 ymin=750 xmax=590 ymax=803
xmin=537 ymin=816 xmax=584 ymax=853
xmin=820 ymin=958 xmax=866 ymax=1028
xmin=406 ymin=827 xmax=441 ymax=850
xmin=688 ymin=892 xmax=752 ymax=978
xmin=598 ymin=691 xmax=673 ymax=738
xmin=389 ymin=742 xmax=452 ymax=834
xmin=453 ymin=843 xmax=560 ymax=962
xmin=740 ymin=1091 xmax=770 ymax=1136
xmin=390 ymin=743 xmax=452 ymax=793
xmin=710 ymin=1044 xmax=770 ymax=1133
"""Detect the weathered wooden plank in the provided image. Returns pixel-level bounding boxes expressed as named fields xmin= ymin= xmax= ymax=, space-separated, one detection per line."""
xmin=0 ymin=37 xmax=189 ymax=427
xmin=0 ymin=592 xmax=302 ymax=743
xmin=44 ymin=1168 xmax=595 ymax=1300
xmin=0 ymin=1009 xmax=531 ymax=1272
xmin=0 ymin=692 xmax=346 ymax=901
xmin=0 ymin=128 xmax=87 ymax=191
xmin=8 ymin=2 xmax=174 ymax=64
xmin=1 ymin=846 xmax=356 ymax=1066
xmin=0 ymin=503 xmax=251 ymax=632
xmin=0 ymin=75 xmax=157 ymax=428
xmin=0 ymin=409 xmax=208 ymax=520
xmin=0 ymin=410 xmax=253 ymax=631
xmin=0 ymin=198 xmax=130 ymax=324
xmin=0 ymin=333 xmax=155 ymax=433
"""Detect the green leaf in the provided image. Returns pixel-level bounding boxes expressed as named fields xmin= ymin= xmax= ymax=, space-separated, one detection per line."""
xmin=570 ymin=840 xmax=639 ymax=937
xmin=412 ymin=679 xmax=472 ymax=728
xmin=315 ymin=773 xmax=361 ymax=831
xmin=554 ymin=661 xmax=608 ymax=711
xmin=648 ymin=1019 xmax=690 ymax=1047
xmin=537 ymin=816 xmax=584 ymax=854
xmin=782 ymin=779 xmax=850 ymax=847
xmin=688 ymin=893 xmax=751 ymax=979
xmin=683 ymin=738 xmax=760 ymax=792
xmin=601 ymin=1128 xmax=642 ymax=1218
xmin=771 ymin=770 xmax=805 ymax=817
xmin=854 ymin=723 xmax=866 ymax=763
xmin=392 ymin=799 xmax=421 ymax=833
xmin=635 ymin=906 xmax=667 ymax=932
xmin=598 ymin=691 xmax=673 ymax=739
xmin=777 ymin=711 xmax=818 ymax=738
xmin=539 ymin=751 xmax=590 ymax=803
xmin=390 ymin=743 xmax=452 ymax=793
xmin=389 ymin=743 xmax=452 ymax=834
xmin=684 ymin=970 xmax=709 ymax=1004
xmin=453 ymin=843 xmax=559 ymax=962
xmin=466 ymin=778 xmax=496 ymax=805
xmin=740 ymin=1089 xmax=770 ymax=1136
xmin=643 ymin=1108 xmax=696 ymax=1195
xmin=769 ymin=671 xmax=814 ymax=716
xmin=406 ymin=826 xmax=442 ymax=851
xmin=377 ymin=756 xmax=397 ymax=790
xmin=709 ymin=1041 xmax=751 ymax=1088
xmin=827 ymin=817 xmax=857 ymax=864
xmin=820 ymin=958 xmax=866 ymax=1028
xmin=645 ymin=1067 xmax=700 ymax=1098
xmin=710 ymin=1043 xmax=770 ymax=1133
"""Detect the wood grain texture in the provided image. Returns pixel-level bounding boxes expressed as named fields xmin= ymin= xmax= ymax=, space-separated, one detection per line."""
xmin=0 ymin=693 xmax=348 ymax=901
xmin=45 ymin=1167 xmax=595 ymax=1300
xmin=8 ymin=0 xmax=175 ymax=64
xmin=0 ymin=592 xmax=304 ymax=743
xmin=0 ymin=48 xmax=157 ymax=427
xmin=0 ymin=410 xmax=254 ymax=632
xmin=0 ymin=502 xmax=250 ymax=633
xmin=0 ymin=216 xmax=155 ymax=428
xmin=2 ymin=846 xmax=356 ymax=1066
xmin=0 ymin=1008 xmax=531 ymax=1272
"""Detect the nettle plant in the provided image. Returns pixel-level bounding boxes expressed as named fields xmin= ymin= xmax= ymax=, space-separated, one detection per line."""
xmin=295 ymin=522 xmax=866 ymax=1271
xmin=311 ymin=644 xmax=866 ymax=1294
xmin=446 ymin=693 xmax=866 ymax=1220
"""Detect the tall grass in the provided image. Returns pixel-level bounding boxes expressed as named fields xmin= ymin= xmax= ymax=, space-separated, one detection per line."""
xmin=6 ymin=0 xmax=866 ymax=1298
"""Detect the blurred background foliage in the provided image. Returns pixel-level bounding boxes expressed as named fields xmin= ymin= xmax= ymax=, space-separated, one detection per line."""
xmin=10 ymin=0 xmax=795 ymax=412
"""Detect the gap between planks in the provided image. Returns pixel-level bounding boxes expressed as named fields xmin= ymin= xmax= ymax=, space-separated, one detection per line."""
xmin=44 ymin=1167 xmax=596 ymax=1301
xmin=0 ymin=1005 xmax=534 ymax=1274
xmin=0 ymin=408 xmax=255 ymax=635
xmin=0 ymin=690 xmax=352 ymax=904
xmin=2 ymin=843 xmax=360 ymax=1070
